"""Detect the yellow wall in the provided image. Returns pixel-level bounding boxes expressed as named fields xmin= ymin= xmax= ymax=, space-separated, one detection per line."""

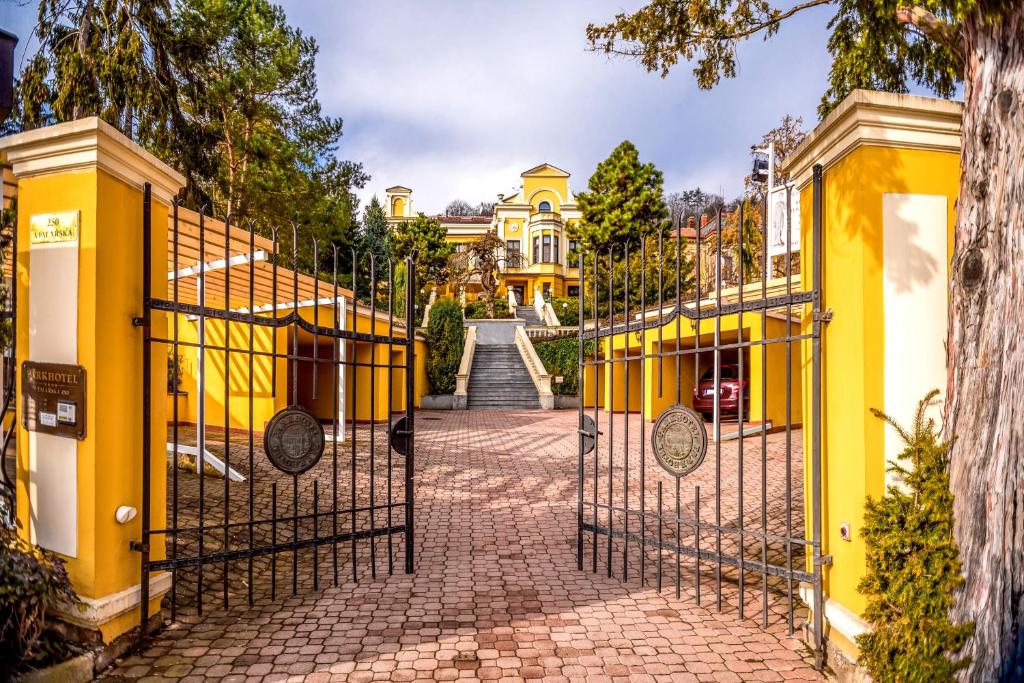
xmin=169 ymin=303 xmax=426 ymax=430
xmin=523 ymin=168 xmax=568 ymax=209
xmin=800 ymin=144 xmax=960 ymax=629
xmin=170 ymin=315 xmax=286 ymax=432
xmin=15 ymin=168 xmax=171 ymax=640
xmin=588 ymin=311 xmax=802 ymax=425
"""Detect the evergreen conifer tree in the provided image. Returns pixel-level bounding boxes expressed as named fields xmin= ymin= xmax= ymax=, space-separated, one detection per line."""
xmin=571 ymin=140 xmax=670 ymax=250
xmin=857 ymin=390 xmax=973 ymax=680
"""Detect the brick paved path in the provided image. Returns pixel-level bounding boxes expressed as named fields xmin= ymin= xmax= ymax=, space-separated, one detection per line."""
xmin=105 ymin=410 xmax=822 ymax=682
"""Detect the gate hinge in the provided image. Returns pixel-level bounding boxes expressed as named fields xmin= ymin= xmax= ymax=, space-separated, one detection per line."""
xmin=129 ymin=540 xmax=149 ymax=553
xmin=131 ymin=316 xmax=145 ymax=327
xmin=813 ymin=308 xmax=833 ymax=323
xmin=815 ymin=554 xmax=833 ymax=567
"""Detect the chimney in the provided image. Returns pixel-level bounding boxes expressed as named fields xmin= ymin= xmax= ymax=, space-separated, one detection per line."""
xmin=699 ymin=214 xmax=709 ymax=228
xmin=686 ymin=216 xmax=695 ymax=230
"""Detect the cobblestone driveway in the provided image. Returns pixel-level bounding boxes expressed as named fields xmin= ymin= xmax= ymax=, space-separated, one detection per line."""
xmin=105 ymin=410 xmax=822 ymax=682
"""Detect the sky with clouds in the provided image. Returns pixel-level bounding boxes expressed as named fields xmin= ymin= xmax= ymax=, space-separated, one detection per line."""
xmin=0 ymin=0 xmax=838 ymax=214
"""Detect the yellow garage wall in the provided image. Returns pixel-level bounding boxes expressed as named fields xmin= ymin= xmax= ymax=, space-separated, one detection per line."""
xmin=800 ymin=143 xmax=960 ymax=627
xmin=168 ymin=315 xmax=286 ymax=432
xmin=592 ymin=311 xmax=802 ymax=425
xmin=168 ymin=302 xmax=425 ymax=430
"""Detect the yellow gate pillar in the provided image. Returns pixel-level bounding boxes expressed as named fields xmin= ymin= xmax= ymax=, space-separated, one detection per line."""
xmin=0 ymin=118 xmax=184 ymax=643
xmin=786 ymin=91 xmax=961 ymax=669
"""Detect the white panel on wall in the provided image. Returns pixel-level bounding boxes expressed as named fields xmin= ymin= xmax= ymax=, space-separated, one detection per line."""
xmin=882 ymin=193 xmax=948 ymax=487
xmin=28 ymin=237 xmax=79 ymax=556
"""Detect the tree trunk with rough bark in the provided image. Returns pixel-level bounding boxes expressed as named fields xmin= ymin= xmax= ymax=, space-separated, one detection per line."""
xmin=947 ymin=4 xmax=1024 ymax=680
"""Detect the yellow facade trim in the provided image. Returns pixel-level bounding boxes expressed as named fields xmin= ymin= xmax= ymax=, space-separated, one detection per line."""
xmin=786 ymin=90 xmax=962 ymax=191
xmin=0 ymin=116 xmax=185 ymax=205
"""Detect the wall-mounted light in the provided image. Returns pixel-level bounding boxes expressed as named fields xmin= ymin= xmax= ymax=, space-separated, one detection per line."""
xmin=115 ymin=505 xmax=138 ymax=525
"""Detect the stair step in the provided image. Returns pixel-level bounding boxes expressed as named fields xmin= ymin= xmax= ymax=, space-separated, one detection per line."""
xmin=466 ymin=338 xmax=545 ymax=408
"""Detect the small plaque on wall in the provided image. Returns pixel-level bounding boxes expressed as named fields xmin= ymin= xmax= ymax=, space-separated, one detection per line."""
xmin=22 ymin=362 xmax=86 ymax=440
xmin=29 ymin=211 xmax=80 ymax=245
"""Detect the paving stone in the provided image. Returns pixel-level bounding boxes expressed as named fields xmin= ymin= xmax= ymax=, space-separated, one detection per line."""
xmin=102 ymin=411 xmax=821 ymax=681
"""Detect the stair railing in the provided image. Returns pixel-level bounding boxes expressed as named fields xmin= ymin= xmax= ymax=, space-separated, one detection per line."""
xmin=541 ymin=301 xmax=561 ymax=326
xmin=513 ymin=325 xmax=554 ymax=409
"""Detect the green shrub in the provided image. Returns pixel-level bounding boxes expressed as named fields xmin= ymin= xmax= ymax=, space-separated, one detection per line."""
xmin=856 ymin=390 xmax=974 ymax=681
xmin=391 ymin=263 xmax=428 ymax=326
xmin=0 ymin=526 xmax=80 ymax=679
xmin=425 ymin=298 xmax=464 ymax=394
xmin=465 ymin=298 xmax=511 ymax=320
xmin=549 ymin=297 xmax=580 ymax=327
xmin=534 ymin=336 xmax=593 ymax=395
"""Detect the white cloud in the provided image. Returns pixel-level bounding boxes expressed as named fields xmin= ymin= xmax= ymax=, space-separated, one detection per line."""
xmin=5 ymin=0 xmax=835 ymax=215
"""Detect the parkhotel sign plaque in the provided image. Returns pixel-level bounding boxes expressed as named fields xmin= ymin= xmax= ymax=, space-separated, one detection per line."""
xmin=22 ymin=361 xmax=86 ymax=440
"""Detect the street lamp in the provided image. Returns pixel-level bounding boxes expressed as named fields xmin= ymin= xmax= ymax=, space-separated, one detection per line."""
xmin=0 ymin=29 xmax=17 ymax=123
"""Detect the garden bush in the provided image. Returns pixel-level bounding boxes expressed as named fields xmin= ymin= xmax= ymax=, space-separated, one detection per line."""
xmin=0 ymin=525 xmax=80 ymax=679
xmin=549 ymin=297 xmax=579 ymax=327
xmin=464 ymin=298 xmax=511 ymax=320
xmin=425 ymin=298 xmax=464 ymax=394
xmin=856 ymin=390 xmax=974 ymax=681
xmin=534 ymin=336 xmax=593 ymax=395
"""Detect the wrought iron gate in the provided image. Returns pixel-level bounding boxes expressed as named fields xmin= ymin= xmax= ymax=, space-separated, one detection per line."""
xmin=0 ymin=189 xmax=16 ymax=526
xmin=577 ymin=167 xmax=825 ymax=666
xmin=138 ymin=185 xmax=416 ymax=633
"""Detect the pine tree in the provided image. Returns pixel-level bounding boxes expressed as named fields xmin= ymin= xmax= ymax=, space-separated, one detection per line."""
xmin=857 ymin=390 xmax=973 ymax=681
xmin=16 ymin=0 xmax=367 ymax=280
xmin=391 ymin=213 xmax=453 ymax=290
xmin=17 ymin=0 xmax=178 ymax=142
xmin=170 ymin=0 xmax=367 ymax=240
xmin=572 ymin=140 xmax=670 ymax=250
xmin=359 ymin=196 xmax=392 ymax=302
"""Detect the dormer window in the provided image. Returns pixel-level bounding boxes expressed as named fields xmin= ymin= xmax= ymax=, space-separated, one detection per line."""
xmin=538 ymin=201 xmax=551 ymax=212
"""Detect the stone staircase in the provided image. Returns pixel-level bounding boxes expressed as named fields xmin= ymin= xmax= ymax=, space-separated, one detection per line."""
xmin=518 ymin=306 xmax=542 ymax=326
xmin=467 ymin=344 xmax=541 ymax=410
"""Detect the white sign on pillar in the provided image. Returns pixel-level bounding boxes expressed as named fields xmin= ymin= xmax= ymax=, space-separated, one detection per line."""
xmin=27 ymin=211 xmax=80 ymax=557
xmin=882 ymin=194 xmax=949 ymax=487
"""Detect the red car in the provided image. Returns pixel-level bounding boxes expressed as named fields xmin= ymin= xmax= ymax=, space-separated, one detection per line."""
xmin=693 ymin=364 xmax=749 ymax=421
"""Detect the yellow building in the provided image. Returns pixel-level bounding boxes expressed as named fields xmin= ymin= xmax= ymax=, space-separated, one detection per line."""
xmin=787 ymin=90 xmax=961 ymax=671
xmin=386 ymin=163 xmax=582 ymax=304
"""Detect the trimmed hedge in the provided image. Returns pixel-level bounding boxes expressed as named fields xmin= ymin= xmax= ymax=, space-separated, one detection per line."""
xmin=534 ymin=336 xmax=593 ymax=395
xmin=425 ymin=298 xmax=464 ymax=394
xmin=465 ymin=298 xmax=511 ymax=320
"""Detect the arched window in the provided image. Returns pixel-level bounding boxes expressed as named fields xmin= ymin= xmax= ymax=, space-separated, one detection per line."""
xmin=538 ymin=200 xmax=551 ymax=212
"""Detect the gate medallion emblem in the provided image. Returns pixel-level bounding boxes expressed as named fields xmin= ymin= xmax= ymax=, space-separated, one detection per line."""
xmin=651 ymin=404 xmax=708 ymax=477
xmin=264 ymin=406 xmax=325 ymax=475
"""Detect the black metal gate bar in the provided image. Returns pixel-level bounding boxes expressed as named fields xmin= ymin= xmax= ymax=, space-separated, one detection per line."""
xmin=0 ymin=188 xmax=18 ymax=523
xmin=810 ymin=164 xmax=825 ymax=666
xmin=577 ymin=167 xmax=825 ymax=667
xmin=139 ymin=198 xmax=416 ymax=636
